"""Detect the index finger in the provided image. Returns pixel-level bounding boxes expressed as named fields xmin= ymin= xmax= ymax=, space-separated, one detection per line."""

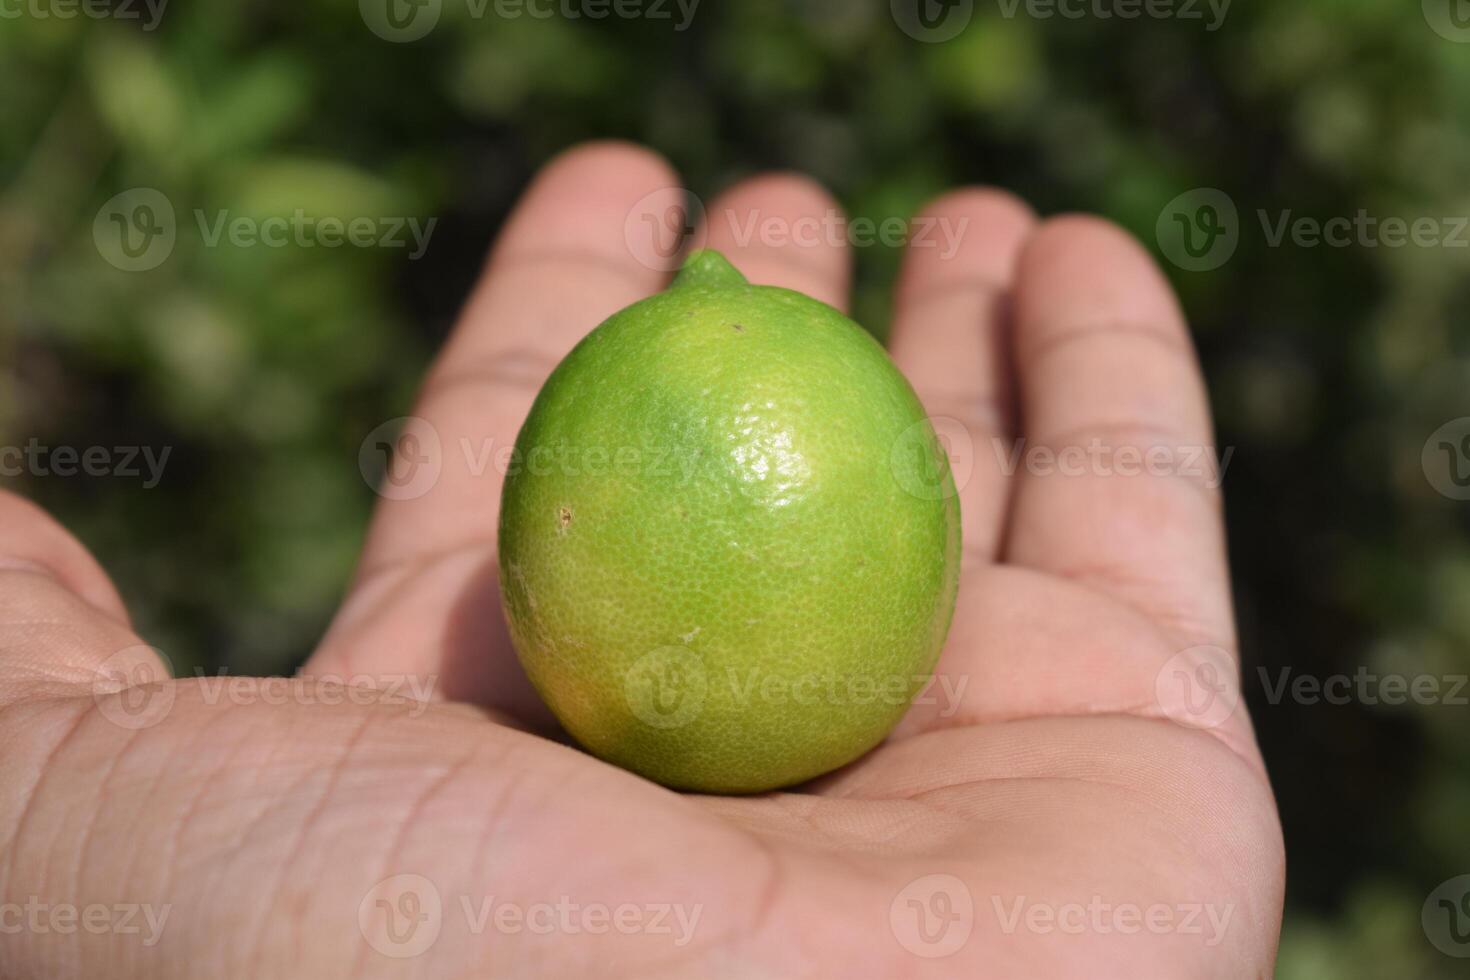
xmin=304 ymin=143 xmax=682 ymax=712
xmin=358 ymin=142 xmax=682 ymax=578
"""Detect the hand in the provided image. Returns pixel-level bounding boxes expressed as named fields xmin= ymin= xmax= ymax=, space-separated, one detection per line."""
xmin=0 ymin=142 xmax=1284 ymax=978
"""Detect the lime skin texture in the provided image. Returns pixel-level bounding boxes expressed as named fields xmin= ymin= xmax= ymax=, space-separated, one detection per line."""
xmin=498 ymin=250 xmax=961 ymax=794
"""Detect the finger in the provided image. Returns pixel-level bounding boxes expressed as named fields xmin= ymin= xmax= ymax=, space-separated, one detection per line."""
xmin=0 ymin=491 xmax=154 ymax=708
xmin=698 ymin=173 xmax=851 ymax=310
xmin=887 ymin=188 xmax=1035 ymax=565
xmin=355 ymin=141 xmax=682 ymax=578
xmin=305 ymin=142 xmax=680 ymax=714
xmin=1004 ymin=215 xmax=1234 ymax=649
xmin=0 ymin=489 xmax=130 ymax=624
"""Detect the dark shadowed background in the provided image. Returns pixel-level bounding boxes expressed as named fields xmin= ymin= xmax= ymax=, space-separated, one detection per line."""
xmin=3 ymin=2 xmax=1468 ymax=975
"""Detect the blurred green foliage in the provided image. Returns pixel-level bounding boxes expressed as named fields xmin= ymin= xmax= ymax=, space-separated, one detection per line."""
xmin=2 ymin=1 xmax=1468 ymax=975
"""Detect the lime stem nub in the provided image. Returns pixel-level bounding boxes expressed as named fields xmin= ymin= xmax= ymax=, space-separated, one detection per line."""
xmin=673 ymin=250 xmax=748 ymax=290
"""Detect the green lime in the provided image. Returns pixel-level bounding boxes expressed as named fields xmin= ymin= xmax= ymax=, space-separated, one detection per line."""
xmin=498 ymin=250 xmax=960 ymax=793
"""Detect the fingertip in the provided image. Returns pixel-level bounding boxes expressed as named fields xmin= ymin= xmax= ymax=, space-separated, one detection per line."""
xmin=493 ymin=141 xmax=684 ymax=270
xmin=700 ymin=172 xmax=851 ymax=310
xmin=913 ymin=187 xmax=1036 ymax=234
xmin=1014 ymin=213 xmax=1188 ymax=362
xmin=712 ymin=171 xmax=843 ymax=216
xmin=535 ymin=139 xmax=680 ymax=195
xmin=1018 ymin=213 xmax=1164 ymax=286
xmin=895 ymin=187 xmax=1036 ymax=302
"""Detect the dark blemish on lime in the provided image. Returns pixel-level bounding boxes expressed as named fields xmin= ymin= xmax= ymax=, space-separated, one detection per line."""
xmin=730 ymin=323 xmax=745 ymax=331
xmin=557 ymin=506 xmax=573 ymax=531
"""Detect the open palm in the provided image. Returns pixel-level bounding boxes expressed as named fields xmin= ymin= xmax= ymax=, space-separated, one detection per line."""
xmin=0 ymin=143 xmax=1283 ymax=979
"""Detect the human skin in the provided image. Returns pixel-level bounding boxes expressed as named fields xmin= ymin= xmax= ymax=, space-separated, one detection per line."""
xmin=0 ymin=142 xmax=1284 ymax=978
